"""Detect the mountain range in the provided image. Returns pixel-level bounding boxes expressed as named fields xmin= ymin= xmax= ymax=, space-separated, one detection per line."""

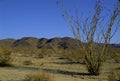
xmin=0 ymin=37 xmax=120 ymax=49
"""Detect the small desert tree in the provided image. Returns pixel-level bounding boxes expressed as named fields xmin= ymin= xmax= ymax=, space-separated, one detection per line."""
xmin=57 ymin=0 xmax=120 ymax=75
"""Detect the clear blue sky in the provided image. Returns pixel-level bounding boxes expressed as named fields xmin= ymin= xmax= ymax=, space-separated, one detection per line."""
xmin=0 ymin=0 xmax=119 ymax=43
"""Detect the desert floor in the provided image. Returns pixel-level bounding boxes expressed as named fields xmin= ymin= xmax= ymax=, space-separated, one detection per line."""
xmin=0 ymin=53 xmax=119 ymax=81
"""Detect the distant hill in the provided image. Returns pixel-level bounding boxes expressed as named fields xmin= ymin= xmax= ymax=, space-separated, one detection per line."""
xmin=0 ymin=38 xmax=16 ymax=48
xmin=0 ymin=37 xmax=119 ymax=49
xmin=110 ymin=44 xmax=120 ymax=48
xmin=37 ymin=37 xmax=81 ymax=49
xmin=12 ymin=37 xmax=38 ymax=48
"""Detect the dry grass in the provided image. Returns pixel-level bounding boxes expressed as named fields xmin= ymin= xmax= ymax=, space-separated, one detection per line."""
xmin=23 ymin=71 xmax=54 ymax=81
xmin=0 ymin=55 xmax=119 ymax=81
xmin=108 ymin=70 xmax=120 ymax=81
xmin=108 ymin=48 xmax=120 ymax=63
xmin=0 ymin=47 xmax=119 ymax=81
xmin=59 ymin=49 xmax=84 ymax=63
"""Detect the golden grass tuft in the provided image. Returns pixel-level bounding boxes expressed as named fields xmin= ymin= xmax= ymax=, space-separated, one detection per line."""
xmin=23 ymin=71 xmax=54 ymax=81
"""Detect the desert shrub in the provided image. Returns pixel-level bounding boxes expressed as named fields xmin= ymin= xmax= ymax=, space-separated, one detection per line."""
xmin=36 ymin=49 xmax=46 ymax=58
xmin=12 ymin=47 xmax=54 ymax=58
xmin=23 ymin=60 xmax=33 ymax=65
xmin=108 ymin=48 xmax=120 ymax=63
xmin=85 ymin=53 xmax=102 ymax=75
xmin=34 ymin=50 xmax=45 ymax=58
xmin=23 ymin=71 xmax=53 ymax=81
xmin=84 ymin=47 xmax=105 ymax=76
xmin=12 ymin=47 xmax=39 ymax=57
xmin=0 ymin=48 xmax=12 ymax=66
xmin=60 ymin=48 xmax=103 ymax=75
xmin=113 ymin=53 xmax=120 ymax=63
xmin=20 ymin=48 xmax=38 ymax=57
xmin=60 ymin=49 xmax=84 ymax=63
xmin=34 ymin=49 xmax=52 ymax=58
xmin=108 ymin=70 xmax=120 ymax=81
xmin=70 ymin=50 xmax=84 ymax=63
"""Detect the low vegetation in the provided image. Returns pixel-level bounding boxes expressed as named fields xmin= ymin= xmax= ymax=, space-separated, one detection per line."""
xmin=108 ymin=48 xmax=120 ymax=63
xmin=0 ymin=48 xmax=12 ymax=66
xmin=59 ymin=49 xmax=84 ymax=63
xmin=108 ymin=70 xmax=120 ymax=81
xmin=0 ymin=46 xmax=119 ymax=81
xmin=23 ymin=71 xmax=53 ymax=81
xmin=23 ymin=60 xmax=33 ymax=65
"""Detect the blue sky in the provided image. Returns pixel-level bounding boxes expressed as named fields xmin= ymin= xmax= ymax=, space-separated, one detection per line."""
xmin=0 ymin=0 xmax=119 ymax=43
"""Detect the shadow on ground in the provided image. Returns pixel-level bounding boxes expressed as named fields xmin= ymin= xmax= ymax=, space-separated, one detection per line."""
xmin=4 ymin=65 xmax=90 ymax=76
xmin=52 ymin=61 xmax=85 ymax=65
xmin=42 ymin=68 xmax=90 ymax=76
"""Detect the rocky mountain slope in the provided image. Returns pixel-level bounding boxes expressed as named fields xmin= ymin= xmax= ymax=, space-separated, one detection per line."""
xmin=0 ymin=37 xmax=119 ymax=49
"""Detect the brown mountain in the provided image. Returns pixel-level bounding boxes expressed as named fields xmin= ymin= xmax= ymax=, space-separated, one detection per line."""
xmin=12 ymin=37 xmax=38 ymax=48
xmin=37 ymin=37 xmax=81 ymax=49
xmin=0 ymin=37 xmax=119 ymax=49
xmin=0 ymin=37 xmax=81 ymax=49
xmin=0 ymin=38 xmax=16 ymax=48
xmin=37 ymin=37 xmax=62 ymax=49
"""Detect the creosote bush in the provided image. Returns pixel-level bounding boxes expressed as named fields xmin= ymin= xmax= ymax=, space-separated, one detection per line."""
xmin=0 ymin=48 xmax=12 ymax=66
xmin=23 ymin=71 xmax=54 ymax=81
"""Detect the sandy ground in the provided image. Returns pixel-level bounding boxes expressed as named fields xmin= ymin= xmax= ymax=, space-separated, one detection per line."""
xmin=0 ymin=54 xmax=119 ymax=81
